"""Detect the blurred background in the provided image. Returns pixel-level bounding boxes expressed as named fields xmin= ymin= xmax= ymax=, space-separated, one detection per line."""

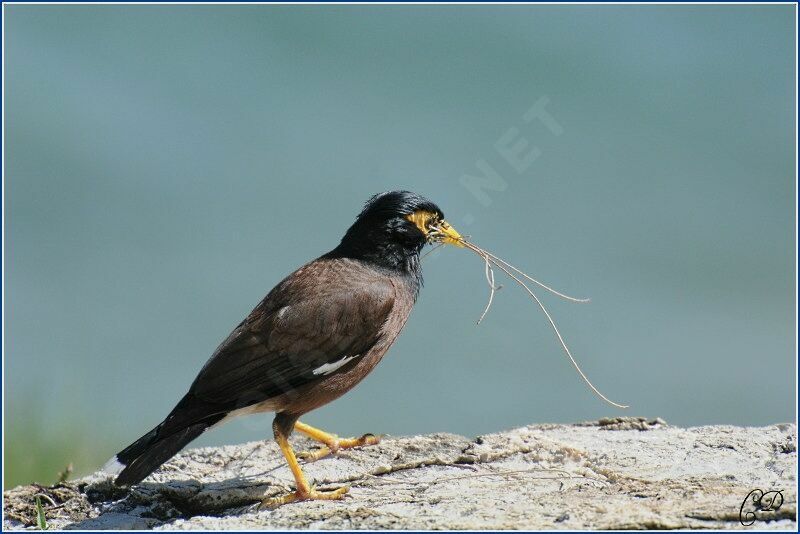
xmin=4 ymin=5 xmax=795 ymax=488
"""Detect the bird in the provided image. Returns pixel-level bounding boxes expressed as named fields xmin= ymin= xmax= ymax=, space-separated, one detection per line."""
xmin=104 ymin=190 xmax=464 ymax=507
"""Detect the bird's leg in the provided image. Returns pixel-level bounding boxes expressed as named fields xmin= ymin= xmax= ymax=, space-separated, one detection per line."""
xmin=260 ymin=414 xmax=349 ymax=508
xmin=294 ymin=421 xmax=381 ymax=462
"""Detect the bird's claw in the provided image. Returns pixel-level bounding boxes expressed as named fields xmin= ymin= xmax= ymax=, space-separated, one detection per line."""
xmin=297 ymin=447 xmax=332 ymax=462
xmin=259 ymin=485 xmax=350 ymax=509
xmin=298 ymin=434 xmax=381 ymax=463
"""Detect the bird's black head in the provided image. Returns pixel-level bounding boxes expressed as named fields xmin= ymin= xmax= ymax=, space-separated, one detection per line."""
xmin=330 ymin=190 xmax=463 ymax=275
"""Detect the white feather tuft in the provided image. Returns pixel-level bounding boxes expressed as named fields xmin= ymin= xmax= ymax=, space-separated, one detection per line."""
xmin=102 ymin=456 xmax=125 ymax=475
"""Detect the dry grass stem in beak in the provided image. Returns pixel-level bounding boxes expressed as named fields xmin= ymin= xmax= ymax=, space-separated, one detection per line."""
xmin=477 ymin=254 xmax=502 ymax=325
xmin=451 ymin=237 xmax=629 ymax=410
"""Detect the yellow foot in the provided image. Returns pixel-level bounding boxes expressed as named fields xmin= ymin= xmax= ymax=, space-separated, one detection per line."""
xmin=298 ymin=434 xmax=381 ymax=462
xmin=260 ymin=485 xmax=350 ymax=509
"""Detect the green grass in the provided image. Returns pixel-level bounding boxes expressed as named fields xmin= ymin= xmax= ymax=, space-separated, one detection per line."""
xmin=35 ymin=496 xmax=47 ymax=530
xmin=4 ymin=416 xmax=114 ymax=489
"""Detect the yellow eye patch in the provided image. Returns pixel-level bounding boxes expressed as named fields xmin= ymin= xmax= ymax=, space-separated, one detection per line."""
xmin=405 ymin=210 xmax=438 ymax=234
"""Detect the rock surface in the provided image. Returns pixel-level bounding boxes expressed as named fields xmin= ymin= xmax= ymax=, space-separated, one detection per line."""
xmin=3 ymin=418 xmax=797 ymax=530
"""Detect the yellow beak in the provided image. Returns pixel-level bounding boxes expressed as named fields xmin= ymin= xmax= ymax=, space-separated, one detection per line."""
xmin=436 ymin=220 xmax=464 ymax=247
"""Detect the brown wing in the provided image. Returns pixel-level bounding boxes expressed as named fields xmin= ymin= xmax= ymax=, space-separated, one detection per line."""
xmin=187 ymin=259 xmax=396 ymax=411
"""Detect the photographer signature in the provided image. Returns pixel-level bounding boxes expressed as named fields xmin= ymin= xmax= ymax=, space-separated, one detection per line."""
xmin=739 ymin=488 xmax=784 ymax=526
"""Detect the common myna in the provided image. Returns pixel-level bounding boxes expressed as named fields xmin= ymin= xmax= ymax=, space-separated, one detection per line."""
xmin=105 ymin=190 xmax=463 ymax=506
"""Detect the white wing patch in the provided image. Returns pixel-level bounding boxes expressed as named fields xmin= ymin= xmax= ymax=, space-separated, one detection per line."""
xmin=312 ymin=355 xmax=359 ymax=376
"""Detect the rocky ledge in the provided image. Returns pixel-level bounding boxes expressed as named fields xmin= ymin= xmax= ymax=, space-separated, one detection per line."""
xmin=3 ymin=418 xmax=797 ymax=530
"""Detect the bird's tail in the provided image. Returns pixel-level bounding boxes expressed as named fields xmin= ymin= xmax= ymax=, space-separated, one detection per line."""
xmin=104 ymin=398 xmax=226 ymax=486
